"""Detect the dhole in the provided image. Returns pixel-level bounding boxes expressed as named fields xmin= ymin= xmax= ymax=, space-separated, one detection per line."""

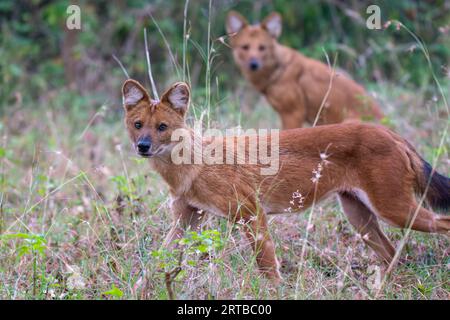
xmin=226 ymin=11 xmax=384 ymax=129
xmin=122 ymin=79 xmax=449 ymax=282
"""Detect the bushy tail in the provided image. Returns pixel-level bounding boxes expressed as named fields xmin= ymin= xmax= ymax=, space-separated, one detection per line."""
xmin=419 ymin=160 xmax=450 ymax=212
xmin=388 ymin=129 xmax=449 ymax=213
xmin=405 ymin=140 xmax=450 ymax=212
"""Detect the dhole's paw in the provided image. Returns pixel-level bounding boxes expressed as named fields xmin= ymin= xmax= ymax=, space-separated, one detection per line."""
xmin=270 ymin=275 xmax=283 ymax=287
xmin=263 ymin=268 xmax=283 ymax=286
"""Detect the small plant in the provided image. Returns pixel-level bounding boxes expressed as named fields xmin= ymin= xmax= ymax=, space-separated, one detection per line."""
xmin=1 ymin=233 xmax=47 ymax=298
xmin=179 ymin=229 xmax=224 ymax=255
xmin=1 ymin=232 xmax=47 ymax=258
xmin=111 ymin=175 xmax=136 ymax=199
xmin=102 ymin=284 xmax=124 ymax=299
xmin=151 ymin=229 xmax=224 ymax=299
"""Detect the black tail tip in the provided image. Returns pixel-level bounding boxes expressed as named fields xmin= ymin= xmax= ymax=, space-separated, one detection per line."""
xmin=423 ymin=161 xmax=450 ymax=212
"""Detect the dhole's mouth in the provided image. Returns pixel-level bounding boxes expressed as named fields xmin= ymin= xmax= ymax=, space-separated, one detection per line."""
xmin=248 ymin=59 xmax=260 ymax=71
xmin=137 ymin=151 xmax=153 ymax=158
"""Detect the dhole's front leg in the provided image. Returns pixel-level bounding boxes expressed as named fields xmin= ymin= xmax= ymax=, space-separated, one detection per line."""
xmin=240 ymin=212 xmax=282 ymax=283
xmin=279 ymin=108 xmax=306 ymax=129
xmin=163 ymin=198 xmax=204 ymax=248
xmin=268 ymin=86 xmax=306 ymax=129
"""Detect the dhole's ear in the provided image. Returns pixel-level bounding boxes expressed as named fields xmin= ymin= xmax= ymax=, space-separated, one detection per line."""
xmin=226 ymin=11 xmax=248 ymax=35
xmin=122 ymin=79 xmax=150 ymax=111
xmin=261 ymin=12 xmax=282 ymax=38
xmin=161 ymin=82 xmax=190 ymax=116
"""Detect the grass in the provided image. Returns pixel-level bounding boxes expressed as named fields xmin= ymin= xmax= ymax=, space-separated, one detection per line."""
xmin=0 ymin=75 xmax=448 ymax=299
xmin=0 ymin=6 xmax=449 ymax=300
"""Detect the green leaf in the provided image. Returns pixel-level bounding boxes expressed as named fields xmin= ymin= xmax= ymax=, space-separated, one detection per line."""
xmin=196 ymin=244 xmax=208 ymax=253
xmin=102 ymin=285 xmax=123 ymax=299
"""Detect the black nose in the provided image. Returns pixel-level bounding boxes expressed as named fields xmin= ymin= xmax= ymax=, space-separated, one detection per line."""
xmin=249 ymin=59 xmax=260 ymax=71
xmin=137 ymin=139 xmax=151 ymax=153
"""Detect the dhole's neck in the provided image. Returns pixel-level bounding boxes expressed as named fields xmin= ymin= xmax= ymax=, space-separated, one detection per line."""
xmin=244 ymin=43 xmax=298 ymax=92
xmin=149 ymin=129 xmax=202 ymax=196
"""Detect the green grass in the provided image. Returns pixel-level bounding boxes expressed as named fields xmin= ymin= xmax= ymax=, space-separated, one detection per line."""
xmin=0 ymin=74 xmax=448 ymax=299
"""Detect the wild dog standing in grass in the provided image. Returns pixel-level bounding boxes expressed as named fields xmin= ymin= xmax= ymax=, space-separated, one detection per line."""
xmin=226 ymin=11 xmax=384 ymax=129
xmin=122 ymin=79 xmax=449 ymax=283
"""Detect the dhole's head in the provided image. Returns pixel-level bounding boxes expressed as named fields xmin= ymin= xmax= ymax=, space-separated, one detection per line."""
xmin=226 ymin=11 xmax=282 ymax=74
xmin=122 ymin=79 xmax=190 ymax=158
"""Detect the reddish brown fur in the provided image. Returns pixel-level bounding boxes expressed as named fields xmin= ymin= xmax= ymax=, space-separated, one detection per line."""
xmin=122 ymin=79 xmax=449 ymax=283
xmin=226 ymin=11 xmax=384 ymax=129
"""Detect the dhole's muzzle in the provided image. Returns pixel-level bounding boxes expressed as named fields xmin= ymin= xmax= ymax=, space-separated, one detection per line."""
xmin=136 ymin=136 xmax=152 ymax=157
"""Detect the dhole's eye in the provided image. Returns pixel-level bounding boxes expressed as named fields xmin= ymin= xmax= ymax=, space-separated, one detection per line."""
xmin=259 ymin=45 xmax=266 ymax=51
xmin=158 ymin=123 xmax=168 ymax=132
xmin=241 ymin=44 xmax=249 ymax=51
xmin=134 ymin=121 xmax=143 ymax=129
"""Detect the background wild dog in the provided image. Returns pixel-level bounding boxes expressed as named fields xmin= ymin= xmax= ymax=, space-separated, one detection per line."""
xmin=226 ymin=11 xmax=384 ymax=129
xmin=122 ymin=79 xmax=449 ymax=283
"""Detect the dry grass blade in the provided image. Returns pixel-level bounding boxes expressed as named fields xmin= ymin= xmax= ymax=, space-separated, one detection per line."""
xmin=112 ymin=54 xmax=130 ymax=79
xmin=144 ymin=27 xmax=159 ymax=100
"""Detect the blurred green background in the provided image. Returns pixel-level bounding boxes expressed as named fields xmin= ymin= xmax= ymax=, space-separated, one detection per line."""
xmin=1 ymin=0 xmax=449 ymax=116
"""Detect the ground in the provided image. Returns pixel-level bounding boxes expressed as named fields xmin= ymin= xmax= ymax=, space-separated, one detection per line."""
xmin=0 ymin=77 xmax=448 ymax=299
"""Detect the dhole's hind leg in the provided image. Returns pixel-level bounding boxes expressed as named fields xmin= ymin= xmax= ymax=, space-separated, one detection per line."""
xmin=339 ymin=192 xmax=395 ymax=263
xmin=410 ymin=206 xmax=450 ymax=234
xmin=366 ymin=189 xmax=450 ymax=234
xmin=383 ymin=202 xmax=450 ymax=234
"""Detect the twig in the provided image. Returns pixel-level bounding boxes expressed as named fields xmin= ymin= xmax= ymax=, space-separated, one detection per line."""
xmin=147 ymin=12 xmax=180 ymax=77
xmin=165 ymin=267 xmax=182 ymax=300
xmin=144 ymin=28 xmax=159 ymax=100
xmin=112 ymin=54 xmax=130 ymax=78
xmin=164 ymin=251 xmax=184 ymax=300
xmin=205 ymin=0 xmax=212 ymax=127
xmin=313 ymin=49 xmax=338 ymax=127
xmin=183 ymin=0 xmax=190 ymax=81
